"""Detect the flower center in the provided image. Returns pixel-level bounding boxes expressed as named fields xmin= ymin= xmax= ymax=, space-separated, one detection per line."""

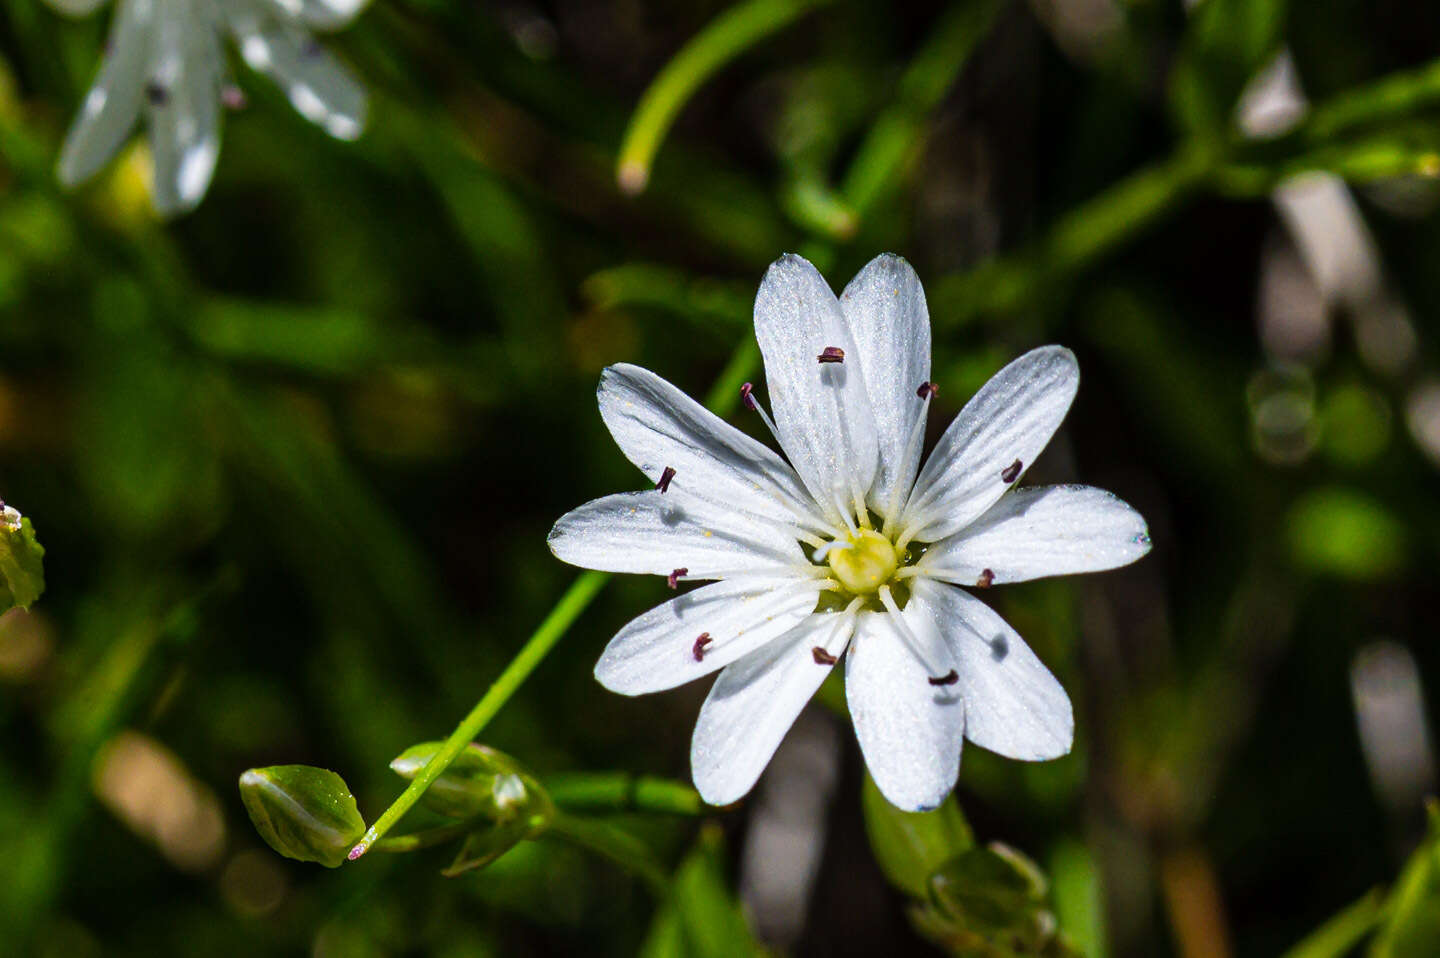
xmin=826 ymin=529 xmax=901 ymax=595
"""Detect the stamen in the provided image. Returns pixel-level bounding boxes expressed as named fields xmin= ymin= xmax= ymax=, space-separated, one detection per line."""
xmin=145 ymin=81 xmax=169 ymax=106
xmin=667 ymin=568 xmax=688 ymax=589
xmin=882 ymin=383 xmax=936 ymax=534
xmin=692 ymin=633 xmax=712 ymax=661
xmin=1001 ymin=459 xmax=1023 ymax=484
xmin=928 ymin=670 xmax=959 ymax=686
xmin=976 ymin=568 xmax=994 ymax=588
xmin=656 ymin=466 xmax=676 ymax=493
xmin=817 ymin=346 xmax=845 ymax=364
xmin=811 ymin=647 xmax=838 ymax=665
xmin=877 ymin=586 xmax=952 ymax=683
xmin=740 ymin=382 xmax=757 ymax=410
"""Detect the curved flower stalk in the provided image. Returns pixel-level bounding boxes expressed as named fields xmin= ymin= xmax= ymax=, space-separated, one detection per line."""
xmin=45 ymin=0 xmax=371 ymax=216
xmin=549 ymin=253 xmax=1152 ymax=812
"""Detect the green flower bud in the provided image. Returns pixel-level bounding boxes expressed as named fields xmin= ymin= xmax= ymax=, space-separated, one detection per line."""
xmin=389 ymin=742 xmax=553 ymax=824
xmin=239 ymin=765 xmax=366 ymax=868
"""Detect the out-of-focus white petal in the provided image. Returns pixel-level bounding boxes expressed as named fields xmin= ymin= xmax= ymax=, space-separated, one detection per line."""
xmin=902 ymin=346 xmax=1078 ymax=543
xmin=225 ymin=8 xmax=367 ymax=140
xmin=595 ymin=580 xmax=822 ymax=695
xmin=547 ymin=490 xmax=806 ymax=578
xmin=598 ymin=364 xmax=819 ymax=530
xmin=147 ymin=0 xmax=222 ymax=216
xmin=57 ymin=0 xmax=154 ymax=187
xmin=294 ymin=0 xmax=372 ymax=30
xmin=845 ymin=609 xmax=963 ymax=812
xmin=42 ymin=0 xmax=110 ymax=17
xmin=690 ymin=613 xmax=847 ymax=806
xmin=838 ymin=254 xmax=931 ymax=520
xmin=920 ymin=485 xmax=1151 ymax=587
xmin=908 ymin=579 xmax=1072 ymax=761
xmin=753 ymin=254 xmax=879 ymax=525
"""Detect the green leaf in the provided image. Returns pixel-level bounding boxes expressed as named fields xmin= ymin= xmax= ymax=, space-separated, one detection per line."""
xmin=862 ymin=772 xmax=974 ymax=898
xmin=1371 ymin=802 xmax=1440 ymax=958
xmin=389 ymin=741 xmax=552 ymax=822
xmin=672 ymin=824 xmax=765 ymax=958
xmin=238 ymin=765 xmax=367 ymax=868
xmin=1279 ymin=888 xmax=1385 ymax=958
xmin=0 ymin=504 xmax=45 ymax=614
xmin=1170 ymin=0 xmax=1288 ymax=139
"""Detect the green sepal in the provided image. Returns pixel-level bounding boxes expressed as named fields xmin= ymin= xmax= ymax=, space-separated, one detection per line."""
xmin=0 ymin=505 xmax=45 ymax=614
xmin=441 ymin=817 xmax=539 ymax=877
xmin=861 ymin=772 xmax=974 ymax=898
xmin=389 ymin=741 xmax=553 ymax=823
xmin=238 ymin=765 xmax=366 ymax=868
xmin=916 ymin=843 xmax=1077 ymax=956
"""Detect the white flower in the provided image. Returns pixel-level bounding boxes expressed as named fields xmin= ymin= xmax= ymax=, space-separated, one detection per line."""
xmin=45 ymin=0 xmax=371 ymax=215
xmin=549 ymin=253 xmax=1151 ymax=811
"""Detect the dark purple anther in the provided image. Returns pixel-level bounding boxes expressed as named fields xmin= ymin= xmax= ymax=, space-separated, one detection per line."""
xmin=145 ymin=82 xmax=169 ymax=106
xmin=740 ymin=382 xmax=756 ymax=410
xmin=667 ymin=568 xmax=688 ymax=589
xmin=657 ymin=466 xmax=676 ymax=493
xmin=811 ymin=647 xmax=837 ymax=666
xmin=817 ymin=346 xmax=845 ymax=364
xmin=976 ymin=569 xmax=994 ymax=588
xmin=916 ymin=381 xmax=938 ymax=399
xmin=692 ymin=633 xmax=712 ymax=661
xmin=1001 ymin=459 xmax=1022 ymax=484
xmin=221 ymin=85 xmax=248 ymax=110
xmin=928 ymin=670 xmax=959 ymax=687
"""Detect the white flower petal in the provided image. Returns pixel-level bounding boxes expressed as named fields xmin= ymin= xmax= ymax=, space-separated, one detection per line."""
xmin=920 ymin=485 xmax=1151 ymax=587
xmin=56 ymin=0 xmax=154 ymax=187
xmin=753 ymin=254 xmax=880 ymax=524
xmin=547 ymin=490 xmax=805 ymax=578
xmin=902 ymin=346 xmax=1078 ymax=543
xmin=42 ymin=0 xmax=110 ymax=17
xmin=908 ymin=579 xmax=1072 ymax=761
xmin=146 ymin=0 xmax=222 ymax=216
xmin=595 ymin=579 xmax=821 ymax=695
xmin=294 ymin=0 xmax=372 ymax=30
xmin=838 ymin=254 xmax=931 ymax=520
xmin=597 ymin=363 xmax=818 ymax=529
xmin=845 ymin=609 xmax=964 ymax=811
xmin=690 ymin=613 xmax=847 ymax=806
xmin=226 ymin=10 xmax=367 ymax=140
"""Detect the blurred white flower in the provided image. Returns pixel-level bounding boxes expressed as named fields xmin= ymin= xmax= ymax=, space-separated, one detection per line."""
xmin=45 ymin=0 xmax=372 ymax=216
xmin=549 ymin=253 xmax=1151 ymax=811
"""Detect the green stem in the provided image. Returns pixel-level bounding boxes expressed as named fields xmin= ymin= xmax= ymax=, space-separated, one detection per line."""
xmin=349 ymin=337 xmax=759 ymax=860
xmin=546 ymin=773 xmax=704 ymax=815
xmin=349 ymin=570 xmax=610 ymax=858
xmin=371 ymin=819 xmax=484 ymax=854
xmin=615 ymin=0 xmax=833 ymax=194
xmin=547 ymin=813 xmax=671 ymax=896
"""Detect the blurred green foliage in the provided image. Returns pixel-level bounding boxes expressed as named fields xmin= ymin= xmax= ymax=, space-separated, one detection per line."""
xmin=2 ymin=0 xmax=1440 ymax=955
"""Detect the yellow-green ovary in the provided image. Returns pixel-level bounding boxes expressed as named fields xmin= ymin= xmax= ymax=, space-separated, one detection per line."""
xmin=827 ymin=529 xmax=901 ymax=595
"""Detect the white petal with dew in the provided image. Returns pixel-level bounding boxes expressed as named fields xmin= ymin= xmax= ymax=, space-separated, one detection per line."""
xmin=595 ymin=579 xmax=822 ymax=695
xmin=920 ymin=485 xmax=1151 ymax=586
xmin=57 ymin=0 xmax=154 ymax=187
xmin=146 ymin=0 xmax=223 ymax=216
xmin=902 ymin=346 xmax=1078 ymax=543
xmin=838 ymin=254 xmax=931 ymax=521
xmin=598 ymin=364 xmax=819 ymax=530
xmin=753 ymin=254 xmax=880 ymax=524
xmin=908 ymin=578 xmax=1072 ymax=761
xmin=225 ymin=9 xmax=367 ymax=139
xmin=845 ymin=609 xmax=963 ymax=811
xmin=690 ymin=613 xmax=849 ymax=806
xmin=547 ymin=490 xmax=806 ymax=579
